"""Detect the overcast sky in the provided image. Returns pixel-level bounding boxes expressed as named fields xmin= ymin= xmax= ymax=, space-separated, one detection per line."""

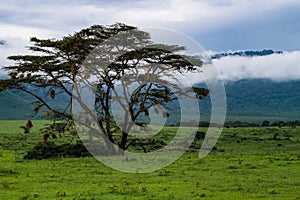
xmin=1 ymin=0 xmax=300 ymax=81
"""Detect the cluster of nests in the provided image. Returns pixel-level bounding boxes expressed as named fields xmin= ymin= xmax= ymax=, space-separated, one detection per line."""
xmin=142 ymin=104 xmax=170 ymax=118
xmin=19 ymin=120 xmax=58 ymax=147
xmin=9 ymin=72 xmax=31 ymax=80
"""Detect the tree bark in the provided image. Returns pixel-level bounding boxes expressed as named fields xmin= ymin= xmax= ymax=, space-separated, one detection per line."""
xmin=118 ymin=130 xmax=128 ymax=155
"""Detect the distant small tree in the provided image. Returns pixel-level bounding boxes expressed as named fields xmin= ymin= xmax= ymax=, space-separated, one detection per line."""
xmin=261 ymin=120 xmax=270 ymax=127
xmin=278 ymin=121 xmax=286 ymax=128
xmin=0 ymin=23 xmax=209 ymax=155
xmin=271 ymin=121 xmax=278 ymax=126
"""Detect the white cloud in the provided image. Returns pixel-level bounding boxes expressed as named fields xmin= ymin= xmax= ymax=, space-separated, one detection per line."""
xmin=1 ymin=0 xmax=300 ymax=33
xmin=212 ymin=51 xmax=300 ymax=81
xmin=0 ymin=23 xmax=64 ymax=75
xmin=1 ymin=0 xmax=300 ymax=43
xmin=0 ymin=37 xmax=27 ymax=76
xmin=0 ymin=23 xmax=62 ymax=40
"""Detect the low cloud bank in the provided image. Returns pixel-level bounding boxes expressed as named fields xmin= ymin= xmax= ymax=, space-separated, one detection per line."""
xmin=212 ymin=51 xmax=300 ymax=82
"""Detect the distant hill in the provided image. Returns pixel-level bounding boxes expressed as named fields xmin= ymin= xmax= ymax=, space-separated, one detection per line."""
xmin=0 ymin=87 xmax=70 ymax=120
xmin=0 ymin=89 xmax=33 ymax=120
xmin=1 ymin=79 xmax=300 ymax=123
xmin=181 ymin=79 xmax=300 ymax=123
xmin=223 ymin=79 xmax=300 ymax=122
xmin=211 ymin=49 xmax=283 ymax=59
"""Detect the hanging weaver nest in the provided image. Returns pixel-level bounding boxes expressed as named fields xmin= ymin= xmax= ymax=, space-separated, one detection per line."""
xmin=50 ymin=89 xmax=55 ymax=99
xmin=19 ymin=73 xmax=24 ymax=79
xmin=163 ymin=111 xmax=170 ymax=118
xmin=198 ymin=95 xmax=204 ymax=99
xmin=71 ymin=64 xmax=78 ymax=77
xmin=26 ymin=120 xmax=33 ymax=129
xmin=33 ymin=106 xmax=39 ymax=113
xmin=9 ymin=72 xmax=18 ymax=80
xmin=45 ymin=112 xmax=51 ymax=117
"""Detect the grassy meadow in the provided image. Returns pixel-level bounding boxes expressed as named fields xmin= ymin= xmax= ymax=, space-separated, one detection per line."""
xmin=0 ymin=120 xmax=299 ymax=199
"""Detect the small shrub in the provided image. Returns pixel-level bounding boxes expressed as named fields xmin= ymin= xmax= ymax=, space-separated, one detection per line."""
xmin=196 ymin=159 xmax=206 ymax=164
xmin=199 ymin=192 xmax=206 ymax=197
xmin=56 ymin=191 xmax=66 ymax=197
xmin=19 ymin=194 xmax=29 ymax=200
xmin=227 ymin=165 xmax=239 ymax=169
xmin=269 ymin=189 xmax=278 ymax=194
xmin=2 ymin=181 xmax=9 ymax=189
xmin=23 ymin=141 xmax=92 ymax=160
xmin=195 ymin=131 xmax=206 ymax=140
xmin=108 ymin=184 xmax=118 ymax=193
xmin=158 ymin=169 xmax=170 ymax=176
xmin=141 ymin=185 xmax=147 ymax=192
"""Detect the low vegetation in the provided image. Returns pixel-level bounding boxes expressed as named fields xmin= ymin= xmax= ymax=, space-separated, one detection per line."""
xmin=0 ymin=120 xmax=299 ymax=199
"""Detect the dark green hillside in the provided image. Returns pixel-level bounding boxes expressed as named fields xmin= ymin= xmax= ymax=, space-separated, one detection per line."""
xmin=1 ymin=79 xmax=300 ymax=122
xmin=195 ymin=79 xmax=300 ymax=123
xmin=0 ymin=90 xmax=33 ymax=119
xmin=225 ymin=79 xmax=300 ymax=122
xmin=0 ymin=87 xmax=70 ymax=120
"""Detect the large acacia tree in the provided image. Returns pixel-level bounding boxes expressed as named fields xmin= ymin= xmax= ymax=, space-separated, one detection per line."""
xmin=0 ymin=23 xmax=209 ymax=155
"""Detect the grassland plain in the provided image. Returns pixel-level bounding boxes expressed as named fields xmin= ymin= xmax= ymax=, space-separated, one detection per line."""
xmin=0 ymin=120 xmax=299 ymax=200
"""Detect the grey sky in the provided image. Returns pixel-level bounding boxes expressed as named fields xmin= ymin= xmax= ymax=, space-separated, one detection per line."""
xmin=1 ymin=0 xmax=300 ymax=50
xmin=0 ymin=0 xmax=300 ymax=81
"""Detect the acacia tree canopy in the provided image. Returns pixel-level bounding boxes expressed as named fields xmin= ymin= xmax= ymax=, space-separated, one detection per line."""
xmin=0 ymin=23 xmax=209 ymax=155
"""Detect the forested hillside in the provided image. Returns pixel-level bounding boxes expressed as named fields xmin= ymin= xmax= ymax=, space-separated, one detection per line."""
xmin=1 ymin=78 xmax=300 ymax=123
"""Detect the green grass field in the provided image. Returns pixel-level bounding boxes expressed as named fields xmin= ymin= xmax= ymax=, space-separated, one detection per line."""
xmin=0 ymin=120 xmax=299 ymax=199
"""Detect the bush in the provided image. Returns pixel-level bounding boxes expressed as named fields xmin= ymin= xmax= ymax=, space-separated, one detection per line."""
xmin=23 ymin=141 xmax=92 ymax=160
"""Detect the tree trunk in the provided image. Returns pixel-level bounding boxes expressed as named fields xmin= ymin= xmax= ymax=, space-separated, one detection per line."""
xmin=118 ymin=131 xmax=128 ymax=155
xmin=104 ymin=135 xmax=117 ymax=155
